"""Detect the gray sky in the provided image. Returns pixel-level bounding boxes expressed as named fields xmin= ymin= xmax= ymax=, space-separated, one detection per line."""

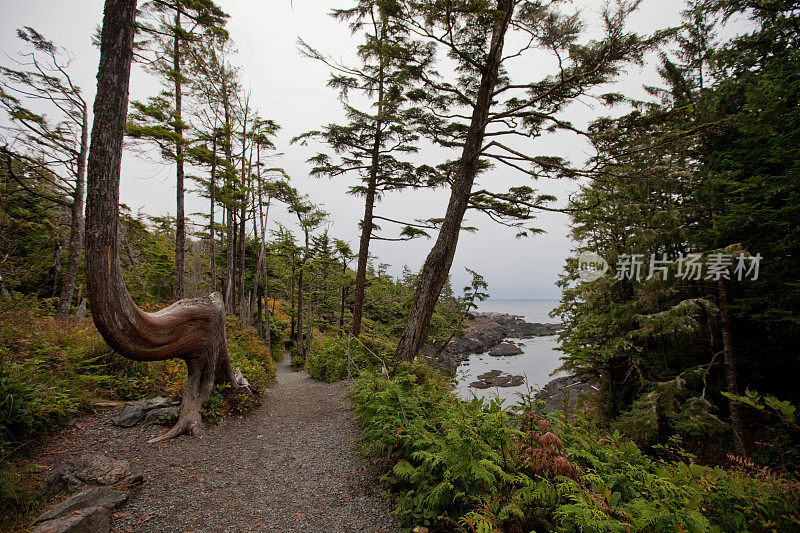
xmin=1 ymin=0 xmax=707 ymax=299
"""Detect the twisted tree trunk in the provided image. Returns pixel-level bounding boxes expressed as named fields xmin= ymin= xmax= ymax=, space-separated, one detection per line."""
xmin=85 ymin=0 xmax=250 ymax=443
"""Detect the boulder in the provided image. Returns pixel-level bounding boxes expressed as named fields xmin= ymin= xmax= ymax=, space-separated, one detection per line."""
xmin=144 ymin=396 xmax=172 ymax=410
xmin=41 ymin=454 xmax=140 ymax=498
xmin=470 ymin=370 xmax=525 ymax=388
xmin=111 ymin=403 xmax=146 ymax=427
xmin=33 ymin=487 xmax=128 ymax=526
xmin=71 ymin=453 xmax=135 ymax=486
xmin=143 ymin=405 xmax=179 ymax=425
xmin=30 ymin=506 xmax=110 ymax=533
xmin=488 ymin=342 xmax=524 ymax=356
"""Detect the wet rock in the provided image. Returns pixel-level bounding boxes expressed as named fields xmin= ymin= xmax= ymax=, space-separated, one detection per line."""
xmin=31 ymin=506 xmax=110 ymax=533
xmin=33 ymin=487 xmax=128 ymax=526
xmin=535 ymin=374 xmax=597 ymax=413
xmin=422 ymin=312 xmax=562 ymax=372
xmin=470 ymin=370 xmax=525 ymax=389
xmin=110 ymin=403 xmax=146 ymax=428
xmin=488 ymin=342 xmax=524 ymax=356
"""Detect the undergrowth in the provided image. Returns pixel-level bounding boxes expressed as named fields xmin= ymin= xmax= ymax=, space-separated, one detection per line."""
xmin=0 ymin=303 xmax=275 ymax=527
xmin=352 ymin=363 xmax=800 ymax=532
xmin=306 ymin=332 xmax=392 ymax=382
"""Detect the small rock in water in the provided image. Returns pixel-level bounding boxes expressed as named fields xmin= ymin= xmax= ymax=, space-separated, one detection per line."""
xmin=470 ymin=370 xmax=525 ymax=389
xmin=488 ymin=342 xmax=524 ymax=356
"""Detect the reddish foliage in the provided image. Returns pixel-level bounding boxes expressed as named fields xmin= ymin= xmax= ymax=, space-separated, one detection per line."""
xmin=512 ymin=412 xmax=582 ymax=481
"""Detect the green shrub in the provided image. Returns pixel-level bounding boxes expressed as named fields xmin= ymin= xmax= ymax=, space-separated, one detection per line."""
xmin=225 ymin=317 xmax=276 ymax=390
xmin=306 ymin=332 xmax=392 ymax=382
xmin=352 ymin=364 xmax=800 ymax=532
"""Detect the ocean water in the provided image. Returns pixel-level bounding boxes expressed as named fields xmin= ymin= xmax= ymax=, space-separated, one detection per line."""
xmin=453 ymin=299 xmax=568 ymax=403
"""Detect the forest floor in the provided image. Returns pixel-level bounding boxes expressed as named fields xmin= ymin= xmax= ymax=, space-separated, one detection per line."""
xmin=33 ymin=357 xmax=400 ymax=532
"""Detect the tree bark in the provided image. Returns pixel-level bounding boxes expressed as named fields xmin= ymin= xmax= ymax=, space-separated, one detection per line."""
xmin=173 ymin=11 xmax=186 ymax=301
xmin=718 ymin=276 xmax=746 ymax=455
xmin=223 ymin=94 xmax=235 ymax=314
xmin=394 ymin=0 xmax=513 ymax=363
xmin=295 ymin=256 xmax=304 ymax=359
xmin=85 ymin=0 xmax=250 ymax=443
xmin=209 ymin=129 xmax=217 ymax=292
xmin=56 ymin=108 xmax=89 ymax=320
xmin=339 ymin=260 xmax=348 ymax=331
xmin=238 ymin=109 xmax=250 ymax=321
xmin=351 ymin=22 xmax=385 ymax=337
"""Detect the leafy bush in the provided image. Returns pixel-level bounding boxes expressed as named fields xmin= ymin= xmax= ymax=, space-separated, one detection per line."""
xmin=306 ymin=332 xmax=392 ymax=382
xmin=225 ymin=317 xmax=276 ymax=390
xmin=352 ymin=364 xmax=800 ymax=532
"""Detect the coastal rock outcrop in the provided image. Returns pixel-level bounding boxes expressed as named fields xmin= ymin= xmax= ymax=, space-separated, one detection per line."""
xmin=469 ymin=370 xmax=525 ymax=389
xmin=422 ymin=313 xmax=562 ymax=372
xmin=488 ymin=342 xmax=524 ymax=356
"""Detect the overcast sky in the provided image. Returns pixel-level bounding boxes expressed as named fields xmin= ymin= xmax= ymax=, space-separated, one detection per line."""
xmin=1 ymin=0 xmax=725 ymax=299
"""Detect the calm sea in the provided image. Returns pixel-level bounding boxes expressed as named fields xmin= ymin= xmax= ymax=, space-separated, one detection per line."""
xmin=453 ymin=299 xmax=568 ymax=403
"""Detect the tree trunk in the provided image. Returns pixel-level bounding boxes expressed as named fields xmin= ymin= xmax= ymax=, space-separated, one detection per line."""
xmin=295 ymin=258 xmax=304 ymax=359
xmin=223 ymin=98 xmax=235 ymax=314
xmin=339 ymin=261 xmax=347 ymax=330
xmin=173 ymin=11 xmax=185 ymax=301
xmin=50 ymin=241 xmax=63 ymax=298
xmin=351 ymin=29 xmax=385 ymax=337
xmin=305 ymin=285 xmax=313 ymax=356
xmin=289 ymin=258 xmax=295 ymax=341
xmin=209 ymin=130 xmax=217 ymax=292
xmin=0 ymin=270 xmax=9 ymax=300
xmin=85 ymin=0 xmax=250 ymax=443
xmin=238 ymin=112 xmax=251 ymax=322
xmin=56 ymin=108 xmax=89 ymax=320
xmin=253 ymin=150 xmax=271 ymax=344
xmin=394 ymin=0 xmax=513 ymax=363
xmin=718 ymin=276 xmax=746 ymax=455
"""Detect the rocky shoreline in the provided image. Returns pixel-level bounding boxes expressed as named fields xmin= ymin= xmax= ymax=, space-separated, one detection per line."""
xmin=422 ymin=312 xmax=597 ymax=411
xmin=421 ymin=312 xmax=563 ymax=373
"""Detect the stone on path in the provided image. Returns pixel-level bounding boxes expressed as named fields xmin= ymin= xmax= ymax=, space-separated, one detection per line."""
xmin=33 ymin=487 xmax=128 ymax=526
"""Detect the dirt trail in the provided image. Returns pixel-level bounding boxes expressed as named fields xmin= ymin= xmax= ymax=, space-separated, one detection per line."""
xmin=35 ymin=358 xmax=400 ymax=532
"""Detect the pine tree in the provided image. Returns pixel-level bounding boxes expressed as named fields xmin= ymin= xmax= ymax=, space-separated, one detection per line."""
xmin=294 ymin=0 xmax=438 ymax=336
xmin=393 ymin=0 xmax=654 ymax=363
xmin=0 ymin=28 xmax=90 ymax=319
xmin=128 ymin=0 xmax=228 ymax=301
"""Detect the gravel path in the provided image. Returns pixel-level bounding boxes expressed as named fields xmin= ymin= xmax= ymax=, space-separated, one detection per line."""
xmin=35 ymin=358 xmax=400 ymax=532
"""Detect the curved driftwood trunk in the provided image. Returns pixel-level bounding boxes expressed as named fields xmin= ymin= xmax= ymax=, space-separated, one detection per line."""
xmin=85 ymin=0 xmax=249 ymax=443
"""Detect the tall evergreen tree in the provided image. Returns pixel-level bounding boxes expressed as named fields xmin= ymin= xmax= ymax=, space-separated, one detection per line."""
xmin=128 ymin=0 xmax=227 ymax=301
xmin=0 ymin=28 xmax=90 ymax=319
xmin=294 ymin=0 xmax=437 ymax=336
xmin=392 ymin=0 xmax=654 ymax=363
